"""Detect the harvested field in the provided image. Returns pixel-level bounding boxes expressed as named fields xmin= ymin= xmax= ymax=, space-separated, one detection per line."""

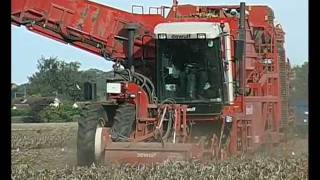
xmin=12 ymin=123 xmax=77 ymax=150
xmin=11 ymin=123 xmax=308 ymax=179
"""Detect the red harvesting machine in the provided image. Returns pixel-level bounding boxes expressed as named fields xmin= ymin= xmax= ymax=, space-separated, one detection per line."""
xmin=11 ymin=0 xmax=291 ymax=165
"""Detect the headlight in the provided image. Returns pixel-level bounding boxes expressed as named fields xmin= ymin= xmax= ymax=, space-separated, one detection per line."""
xmin=226 ymin=116 xmax=233 ymax=123
xmin=207 ymin=40 xmax=214 ymax=47
xmin=197 ymin=33 xmax=206 ymax=39
xmin=158 ymin=33 xmax=167 ymax=39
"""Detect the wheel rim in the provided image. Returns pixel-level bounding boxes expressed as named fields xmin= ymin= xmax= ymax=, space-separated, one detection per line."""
xmin=94 ymin=127 xmax=103 ymax=160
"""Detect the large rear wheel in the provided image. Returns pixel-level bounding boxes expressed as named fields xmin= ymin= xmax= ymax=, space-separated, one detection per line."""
xmin=110 ymin=103 xmax=136 ymax=142
xmin=77 ymin=103 xmax=105 ymax=166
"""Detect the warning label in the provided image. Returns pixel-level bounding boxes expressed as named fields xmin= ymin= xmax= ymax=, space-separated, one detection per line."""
xmin=246 ymin=104 xmax=253 ymax=115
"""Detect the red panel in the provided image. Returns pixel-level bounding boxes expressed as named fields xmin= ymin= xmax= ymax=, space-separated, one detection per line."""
xmin=11 ymin=0 xmax=165 ymax=61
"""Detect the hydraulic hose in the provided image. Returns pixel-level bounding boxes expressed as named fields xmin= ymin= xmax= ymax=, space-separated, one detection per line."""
xmin=162 ymin=111 xmax=173 ymax=140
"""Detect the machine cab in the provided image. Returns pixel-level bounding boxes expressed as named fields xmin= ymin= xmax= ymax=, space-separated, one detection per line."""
xmin=154 ymin=22 xmax=234 ymax=114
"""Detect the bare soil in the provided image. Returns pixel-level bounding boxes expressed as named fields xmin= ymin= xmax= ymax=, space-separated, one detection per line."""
xmin=11 ymin=122 xmax=308 ymax=179
xmin=12 ymin=122 xmax=78 ymax=169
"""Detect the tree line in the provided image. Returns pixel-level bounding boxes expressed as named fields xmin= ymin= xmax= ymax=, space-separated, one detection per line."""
xmin=14 ymin=56 xmax=114 ymax=101
xmin=289 ymin=61 xmax=308 ymax=106
xmin=11 ymin=56 xmax=113 ymax=123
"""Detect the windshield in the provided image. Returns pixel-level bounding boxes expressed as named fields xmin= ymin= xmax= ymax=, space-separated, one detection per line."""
xmin=156 ymin=38 xmax=224 ymax=103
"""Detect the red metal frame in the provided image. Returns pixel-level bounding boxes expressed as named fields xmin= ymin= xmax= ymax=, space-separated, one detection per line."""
xmin=11 ymin=0 xmax=164 ymax=61
xmin=12 ymin=0 xmax=290 ymax=163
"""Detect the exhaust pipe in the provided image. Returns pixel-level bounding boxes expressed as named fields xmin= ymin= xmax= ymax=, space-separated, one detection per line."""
xmin=224 ymin=34 xmax=234 ymax=104
xmin=125 ymin=24 xmax=139 ymax=71
xmin=239 ymin=2 xmax=246 ymax=92
xmin=239 ymin=2 xmax=246 ymax=35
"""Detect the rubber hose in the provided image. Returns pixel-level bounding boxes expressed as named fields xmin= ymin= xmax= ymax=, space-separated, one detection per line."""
xmin=162 ymin=111 xmax=173 ymax=140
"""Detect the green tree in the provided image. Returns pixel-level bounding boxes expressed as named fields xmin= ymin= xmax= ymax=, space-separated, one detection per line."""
xmin=27 ymin=57 xmax=82 ymax=100
xmin=290 ymin=61 xmax=308 ymax=104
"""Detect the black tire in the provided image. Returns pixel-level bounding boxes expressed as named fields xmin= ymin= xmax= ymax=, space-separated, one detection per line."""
xmin=111 ymin=103 xmax=136 ymax=142
xmin=77 ymin=103 xmax=104 ymax=166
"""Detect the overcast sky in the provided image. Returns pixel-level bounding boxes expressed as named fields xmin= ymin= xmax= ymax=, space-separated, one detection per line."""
xmin=11 ymin=0 xmax=308 ymax=84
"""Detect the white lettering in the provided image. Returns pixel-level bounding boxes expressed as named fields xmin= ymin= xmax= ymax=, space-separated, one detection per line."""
xmin=187 ymin=107 xmax=196 ymax=112
xmin=137 ymin=153 xmax=157 ymax=158
xmin=171 ymin=34 xmax=191 ymax=39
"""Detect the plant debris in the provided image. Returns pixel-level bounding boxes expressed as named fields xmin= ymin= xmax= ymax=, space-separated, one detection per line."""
xmin=11 ymin=123 xmax=308 ymax=180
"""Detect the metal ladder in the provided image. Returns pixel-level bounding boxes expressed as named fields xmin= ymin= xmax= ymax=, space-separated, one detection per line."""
xmin=278 ymin=47 xmax=289 ymax=130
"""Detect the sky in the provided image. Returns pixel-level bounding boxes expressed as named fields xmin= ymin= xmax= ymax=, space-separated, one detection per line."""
xmin=11 ymin=0 xmax=308 ymax=85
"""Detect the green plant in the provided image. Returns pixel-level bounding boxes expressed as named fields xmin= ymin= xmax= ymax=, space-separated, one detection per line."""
xmin=39 ymin=103 xmax=80 ymax=123
xmin=11 ymin=109 xmax=32 ymax=117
